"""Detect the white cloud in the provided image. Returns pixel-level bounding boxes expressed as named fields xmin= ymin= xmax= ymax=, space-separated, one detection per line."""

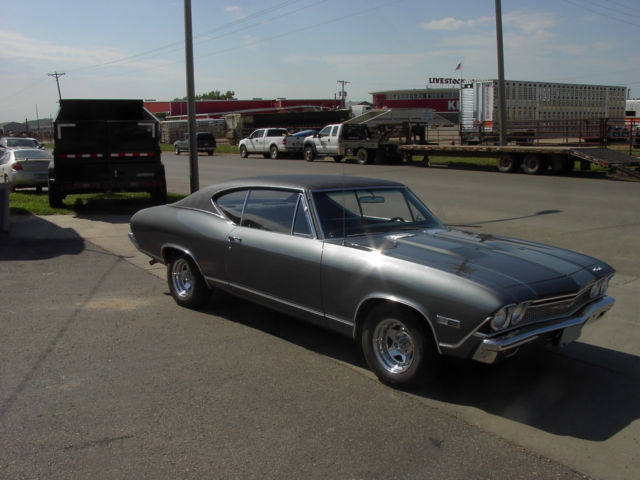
xmin=0 ymin=30 xmax=123 ymax=65
xmin=421 ymin=16 xmax=492 ymax=31
xmin=225 ymin=6 xmax=246 ymax=20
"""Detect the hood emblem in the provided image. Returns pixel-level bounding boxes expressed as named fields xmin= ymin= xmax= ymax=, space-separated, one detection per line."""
xmin=591 ymin=265 xmax=604 ymax=273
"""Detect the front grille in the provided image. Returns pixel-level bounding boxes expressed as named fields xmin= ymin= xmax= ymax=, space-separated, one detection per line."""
xmin=523 ymin=288 xmax=594 ymax=325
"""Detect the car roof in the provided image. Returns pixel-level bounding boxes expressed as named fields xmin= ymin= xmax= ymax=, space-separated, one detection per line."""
xmin=173 ymin=175 xmax=405 ymax=209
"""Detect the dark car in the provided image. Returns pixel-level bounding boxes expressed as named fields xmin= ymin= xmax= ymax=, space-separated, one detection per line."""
xmin=128 ymin=175 xmax=615 ymax=388
xmin=173 ymin=132 xmax=216 ymax=156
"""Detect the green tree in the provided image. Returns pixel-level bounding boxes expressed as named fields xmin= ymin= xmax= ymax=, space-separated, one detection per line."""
xmin=173 ymin=90 xmax=235 ymax=101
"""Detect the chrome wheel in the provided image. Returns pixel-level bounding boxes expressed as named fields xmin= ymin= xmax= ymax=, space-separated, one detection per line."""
xmin=170 ymin=257 xmax=194 ymax=300
xmin=372 ymin=318 xmax=415 ymax=373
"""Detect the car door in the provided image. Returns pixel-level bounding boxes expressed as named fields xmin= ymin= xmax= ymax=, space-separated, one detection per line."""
xmin=326 ymin=125 xmax=340 ymax=155
xmin=223 ymin=188 xmax=324 ymax=326
xmin=247 ymin=129 xmax=265 ymax=153
xmin=316 ymin=125 xmax=333 ymax=155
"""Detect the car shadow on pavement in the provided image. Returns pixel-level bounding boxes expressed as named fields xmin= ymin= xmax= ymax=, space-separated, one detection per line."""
xmin=415 ymin=343 xmax=640 ymax=442
xmin=200 ymin=294 xmax=639 ymax=442
xmin=1 ymin=215 xmax=85 ymax=260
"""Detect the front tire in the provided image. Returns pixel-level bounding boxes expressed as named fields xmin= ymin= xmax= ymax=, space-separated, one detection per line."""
xmin=361 ymin=304 xmax=438 ymax=388
xmin=304 ymin=145 xmax=315 ymax=162
xmin=239 ymin=145 xmax=248 ymax=158
xmin=167 ymin=253 xmax=210 ymax=309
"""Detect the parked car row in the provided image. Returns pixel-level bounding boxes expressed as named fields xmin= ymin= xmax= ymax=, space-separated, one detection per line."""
xmin=0 ymin=136 xmax=51 ymax=192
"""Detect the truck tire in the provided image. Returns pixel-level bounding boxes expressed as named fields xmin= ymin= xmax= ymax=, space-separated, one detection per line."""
xmin=522 ymin=154 xmax=547 ymax=175
xmin=150 ymin=186 xmax=167 ymax=205
xmin=356 ymin=148 xmax=370 ymax=165
xmin=239 ymin=145 xmax=248 ymax=158
xmin=270 ymin=145 xmax=280 ymax=159
xmin=304 ymin=145 xmax=315 ymax=162
xmin=497 ymin=154 xmax=520 ymax=173
xmin=48 ymin=183 xmax=63 ymax=208
xmin=174 ymin=145 xmax=180 ymax=155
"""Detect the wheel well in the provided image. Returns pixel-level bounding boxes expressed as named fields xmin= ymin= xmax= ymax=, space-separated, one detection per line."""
xmin=354 ymin=298 xmax=437 ymax=348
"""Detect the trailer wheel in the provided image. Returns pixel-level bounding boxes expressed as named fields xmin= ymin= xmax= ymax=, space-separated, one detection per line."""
xmin=304 ymin=145 xmax=315 ymax=162
xmin=356 ymin=148 xmax=370 ymax=165
xmin=522 ymin=154 xmax=547 ymax=175
xmin=497 ymin=154 xmax=520 ymax=173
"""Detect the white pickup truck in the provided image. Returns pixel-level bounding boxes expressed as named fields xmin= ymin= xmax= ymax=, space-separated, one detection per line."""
xmin=238 ymin=128 xmax=288 ymax=159
xmin=303 ymin=123 xmax=377 ymax=164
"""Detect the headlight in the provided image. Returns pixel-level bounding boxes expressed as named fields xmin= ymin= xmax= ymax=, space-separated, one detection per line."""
xmin=490 ymin=307 xmax=511 ymax=331
xmin=511 ymin=303 xmax=527 ymax=325
xmin=590 ymin=277 xmax=611 ymax=298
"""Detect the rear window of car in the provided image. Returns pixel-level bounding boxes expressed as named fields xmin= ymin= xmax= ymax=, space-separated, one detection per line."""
xmin=14 ymin=150 xmax=51 ymax=159
xmin=266 ymin=129 xmax=287 ymax=137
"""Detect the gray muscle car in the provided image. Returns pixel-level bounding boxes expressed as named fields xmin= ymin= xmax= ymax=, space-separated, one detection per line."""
xmin=128 ymin=175 xmax=615 ymax=388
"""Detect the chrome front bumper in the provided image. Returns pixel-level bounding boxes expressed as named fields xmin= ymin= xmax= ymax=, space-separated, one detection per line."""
xmin=471 ymin=296 xmax=615 ymax=364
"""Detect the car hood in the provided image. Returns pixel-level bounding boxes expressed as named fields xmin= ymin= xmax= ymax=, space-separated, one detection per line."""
xmin=344 ymin=228 xmax=613 ymax=299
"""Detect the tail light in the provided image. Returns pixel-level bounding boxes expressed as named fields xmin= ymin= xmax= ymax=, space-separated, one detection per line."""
xmin=282 ymin=137 xmax=287 ymax=145
xmin=12 ymin=163 xmax=24 ymax=171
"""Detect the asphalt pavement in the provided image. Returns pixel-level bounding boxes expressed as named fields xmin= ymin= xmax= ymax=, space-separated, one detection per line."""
xmin=0 ymin=213 xmax=595 ymax=479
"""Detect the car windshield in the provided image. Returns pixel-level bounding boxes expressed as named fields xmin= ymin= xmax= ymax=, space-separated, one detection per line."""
xmin=312 ymin=187 xmax=443 ymax=238
xmin=7 ymin=138 xmax=38 ymax=147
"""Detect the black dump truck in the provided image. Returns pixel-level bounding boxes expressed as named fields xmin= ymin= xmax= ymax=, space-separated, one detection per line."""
xmin=48 ymin=99 xmax=167 ymax=207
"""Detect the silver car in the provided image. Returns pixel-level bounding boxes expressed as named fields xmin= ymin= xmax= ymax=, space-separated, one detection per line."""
xmin=129 ymin=175 xmax=615 ymax=388
xmin=0 ymin=148 xmax=52 ymax=192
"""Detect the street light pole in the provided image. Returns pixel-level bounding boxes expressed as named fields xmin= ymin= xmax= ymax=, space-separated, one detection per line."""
xmin=495 ymin=0 xmax=508 ymax=146
xmin=184 ymin=0 xmax=199 ymax=193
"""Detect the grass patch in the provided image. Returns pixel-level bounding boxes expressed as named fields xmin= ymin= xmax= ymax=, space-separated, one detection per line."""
xmin=9 ymin=191 xmax=186 ymax=216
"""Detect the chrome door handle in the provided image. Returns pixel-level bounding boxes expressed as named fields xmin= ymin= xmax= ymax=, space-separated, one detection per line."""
xmin=228 ymin=235 xmax=242 ymax=243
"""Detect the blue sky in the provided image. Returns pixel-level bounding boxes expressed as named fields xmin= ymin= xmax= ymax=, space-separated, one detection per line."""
xmin=1 ymin=0 xmax=639 ymax=122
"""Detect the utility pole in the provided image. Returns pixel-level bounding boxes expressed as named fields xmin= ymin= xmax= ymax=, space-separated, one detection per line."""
xmin=337 ymin=80 xmax=350 ymax=108
xmin=183 ymin=0 xmax=199 ymax=193
xmin=48 ymin=71 xmax=65 ymax=101
xmin=495 ymin=0 xmax=507 ymax=146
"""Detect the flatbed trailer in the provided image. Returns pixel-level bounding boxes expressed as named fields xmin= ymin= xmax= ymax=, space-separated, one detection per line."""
xmin=399 ymin=144 xmax=640 ymax=179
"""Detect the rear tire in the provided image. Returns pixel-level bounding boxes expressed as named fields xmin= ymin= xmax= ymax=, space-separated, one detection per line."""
xmin=497 ymin=154 xmax=520 ymax=173
xmin=167 ymin=253 xmax=210 ymax=309
xmin=356 ymin=148 xmax=370 ymax=165
xmin=522 ymin=154 xmax=546 ymax=175
xmin=270 ymin=145 xmax=280 ymax=159
xmin=361 ymin=303 xmax=439 ymax=388
xmin=48 ymin=183 xmax=63 ymax=208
